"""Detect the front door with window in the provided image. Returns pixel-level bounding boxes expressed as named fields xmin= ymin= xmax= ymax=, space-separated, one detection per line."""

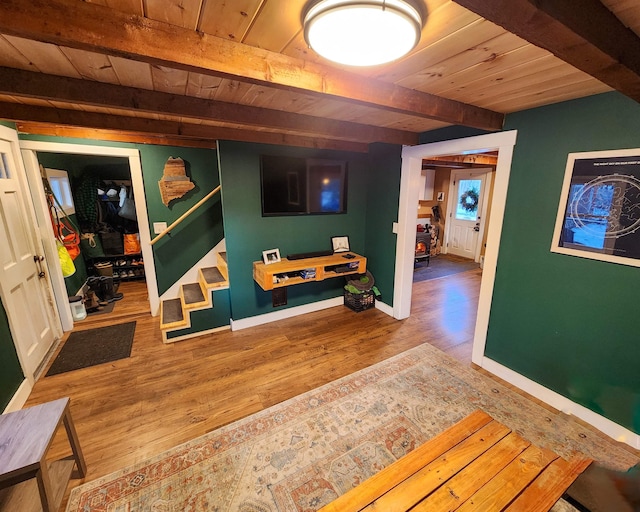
xmin=448 ymin=171 xmax=487 ymax=259
xmin=0 ymin=132 xmax=57 ymax=380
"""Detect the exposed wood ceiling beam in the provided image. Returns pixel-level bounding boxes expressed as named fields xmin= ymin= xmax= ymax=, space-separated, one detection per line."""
xmin=453 ymin=0 xmax=640 ymax=102
xmin=422 ymin=154 xmax=498 ymax=168
xmin=0 ymin=0 xmax=504 ymax=131
xmin=1 ymin=103 xmax=368 ymax=152
xmin=16 ymin=122 xmax=218 ymax=149
xmin=0 ymin=67 xmax=417 ymax=146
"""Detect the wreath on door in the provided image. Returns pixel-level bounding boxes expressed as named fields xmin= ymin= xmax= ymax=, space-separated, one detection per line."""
xmin=459 ymin=188 xmax=479 ymax=212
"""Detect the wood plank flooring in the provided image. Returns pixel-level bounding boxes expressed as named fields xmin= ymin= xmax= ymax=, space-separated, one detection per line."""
xmin=18 ymin=266 xmax=629 ymax=511
xmin=20 ymin=271 xmax=479 ymax=510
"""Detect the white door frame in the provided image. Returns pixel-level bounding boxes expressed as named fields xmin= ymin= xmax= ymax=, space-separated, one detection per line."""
xmin=394 ymin=130 xmax=518 ymax=364
xmin=443 ymin=168 xmax=493 ymax=262
xmin=19 ymin=141 xmax=160 ymax=323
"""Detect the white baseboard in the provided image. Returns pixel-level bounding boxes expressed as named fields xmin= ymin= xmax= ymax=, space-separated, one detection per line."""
xmin=231 ymin=297 xmax=343 ymax=330
xmin=3 ymin=379 xmax=32 ymax=413
xmin=481 ymin=356 xmax=640 ymax=449
xmin=375 ymin=299 xmax=393 ymax=316
xmin=232 ymin=294 xmax=395 ymax=331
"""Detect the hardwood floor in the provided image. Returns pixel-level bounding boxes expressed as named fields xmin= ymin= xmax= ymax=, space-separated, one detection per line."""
xmin=25 ymin=269 xmax=482 ymax=509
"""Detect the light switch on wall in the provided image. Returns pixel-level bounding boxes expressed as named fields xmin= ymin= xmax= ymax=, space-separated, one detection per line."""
xmin=392 ymin=222 xmax=399 ymax=234
xmin=153 ymin=222 xmax=168 ymax=234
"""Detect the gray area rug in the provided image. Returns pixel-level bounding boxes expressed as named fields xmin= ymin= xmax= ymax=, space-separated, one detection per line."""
xmin=46 ymin=321 xmax=136 ymax=376
xmin=414 ymin=254 xmax=480 ymax=282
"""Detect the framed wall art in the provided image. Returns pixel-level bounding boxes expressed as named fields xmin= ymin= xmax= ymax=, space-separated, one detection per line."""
xmin=551 ymin=148 xmax=640 ymax=267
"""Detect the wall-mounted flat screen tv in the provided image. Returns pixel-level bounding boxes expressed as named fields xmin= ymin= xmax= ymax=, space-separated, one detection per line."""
xmin=260 ymin=155 xmax=348 ymax=216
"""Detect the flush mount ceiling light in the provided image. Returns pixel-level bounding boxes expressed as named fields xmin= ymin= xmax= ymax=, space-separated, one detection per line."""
xmin=303 ymin=0 xmax=423 ymax=67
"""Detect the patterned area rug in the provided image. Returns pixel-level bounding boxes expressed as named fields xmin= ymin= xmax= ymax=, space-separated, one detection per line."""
xmin=66 ymin=343 xmax=639 ymax=511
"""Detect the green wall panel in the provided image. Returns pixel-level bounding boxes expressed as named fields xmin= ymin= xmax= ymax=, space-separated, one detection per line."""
xmin=365 ymin=143 xmax=402 ymax=306
xmin=0 ymin=298 xmax=24 ymax=410
xmin=486 ymin=92 xmax=640 ymax=433
xmin=218 ymin=140 xmax=369 ymax=320
xmin=136 ymin=145 xmax=223 ymax=295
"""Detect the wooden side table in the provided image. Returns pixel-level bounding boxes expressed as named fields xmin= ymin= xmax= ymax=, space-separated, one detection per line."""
xmin=0 ymin=397 xmax=86 ymax=512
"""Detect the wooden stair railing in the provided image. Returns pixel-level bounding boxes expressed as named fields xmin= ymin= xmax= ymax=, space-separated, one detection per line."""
xmin=150 ymin=185 xmax=221 ymax=246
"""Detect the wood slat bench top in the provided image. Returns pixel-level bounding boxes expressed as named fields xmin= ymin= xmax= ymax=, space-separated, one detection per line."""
xmin=320 ymin=409 xmax=592 ymax=512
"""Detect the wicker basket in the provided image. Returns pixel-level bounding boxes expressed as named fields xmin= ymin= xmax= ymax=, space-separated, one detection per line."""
xmin=344 ymin=289 xmax=375 ymax=312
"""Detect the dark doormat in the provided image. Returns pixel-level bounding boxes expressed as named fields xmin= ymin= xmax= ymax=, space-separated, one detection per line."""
xmin=46 ymin=321 xmax=136 ymax=376
xmin=413 ymin=254 xmax=480 ymax=282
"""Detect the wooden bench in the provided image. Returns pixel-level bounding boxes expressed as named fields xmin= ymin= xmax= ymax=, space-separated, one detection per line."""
xmin=320 ymin=409 xmax=592 ymax=512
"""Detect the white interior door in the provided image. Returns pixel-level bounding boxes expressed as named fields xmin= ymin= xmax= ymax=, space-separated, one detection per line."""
xmin=0 ymin=137 xmax=57 ymax=380
xmin=447 ymin=171 xmax=487 ymax=259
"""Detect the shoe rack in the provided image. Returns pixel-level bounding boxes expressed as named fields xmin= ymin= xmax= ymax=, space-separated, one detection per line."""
xmin=90 ymin=253 xmax=145 ymax=281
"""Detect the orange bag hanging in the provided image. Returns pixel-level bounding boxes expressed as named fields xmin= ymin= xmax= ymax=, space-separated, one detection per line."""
xmin=48 ymin=193 xmax=81 ymax=259
xmin=53 ymin=220 xmax=81 ymax=259
xmin=123 ymin=233 xmax=141 ymax=255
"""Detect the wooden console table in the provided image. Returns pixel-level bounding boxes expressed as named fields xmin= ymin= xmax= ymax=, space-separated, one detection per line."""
xmin=253 ymin=252 xmax=366 ymax=291
xmin=0 ymin=397 xmax=86 ymax=512
xmin=320 ymin=409 xmax=592 ymax=512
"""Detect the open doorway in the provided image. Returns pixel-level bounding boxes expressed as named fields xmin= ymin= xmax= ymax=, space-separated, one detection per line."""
xmin=39 ymin=152 xmax=149 ymax=322
xmin=393 ymin=130 xmax=518 ymax=366
xmin=19 ymin=141 xmax=159 ymax=333
xmin=412 ymin=155 xmax=496 ymax=283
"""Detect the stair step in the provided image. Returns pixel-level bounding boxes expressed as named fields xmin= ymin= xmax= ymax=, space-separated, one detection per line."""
xmin=217 ymin=252 xmax=229 ymax=281
xmin=182 ymin=282 xmax=206 ymax=307
xmin=201 ymin=266 xmax=226 ymax=287
xmin=161 ymin=298 xmax=186 ymax=329
xmin=161 ymin=253 xmax=228 ymax=340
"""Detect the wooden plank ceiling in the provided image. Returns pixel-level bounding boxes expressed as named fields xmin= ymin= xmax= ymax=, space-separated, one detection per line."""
xmin=0 ymin=0 xmax=637 ymax=150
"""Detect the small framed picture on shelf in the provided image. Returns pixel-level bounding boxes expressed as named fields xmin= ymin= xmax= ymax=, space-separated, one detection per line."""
xmin=262 ymin=248 xmax=281 ymax=264
xmin=331 ymin=235 xmax=350 ymax=253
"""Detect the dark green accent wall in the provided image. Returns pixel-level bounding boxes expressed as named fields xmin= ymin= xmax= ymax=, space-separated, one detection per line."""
xmin=135 ymin=145 xmax=223 ymax=295
xmin=419 ymin=126 xmax=491 ymax=144
xmin=0 ymin=298 xmax=24 ymax=410
xmin=486 ymin=92 xmax=640 ymax=433
xmin=218 ymin=140 xmax=370 ymax=320
xmin=365 ymin=143 xmax=403 ymax=306
xmin=17 ymin=135 xmax=223 ymax=296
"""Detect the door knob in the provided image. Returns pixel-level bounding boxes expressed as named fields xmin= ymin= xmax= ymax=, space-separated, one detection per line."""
xmin=33 ymin=254 xmax=46 ymax=278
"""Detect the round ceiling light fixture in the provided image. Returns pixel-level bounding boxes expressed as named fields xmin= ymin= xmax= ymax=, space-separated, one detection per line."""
xmin=303 ymin=0 xmax=423 ymax=67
